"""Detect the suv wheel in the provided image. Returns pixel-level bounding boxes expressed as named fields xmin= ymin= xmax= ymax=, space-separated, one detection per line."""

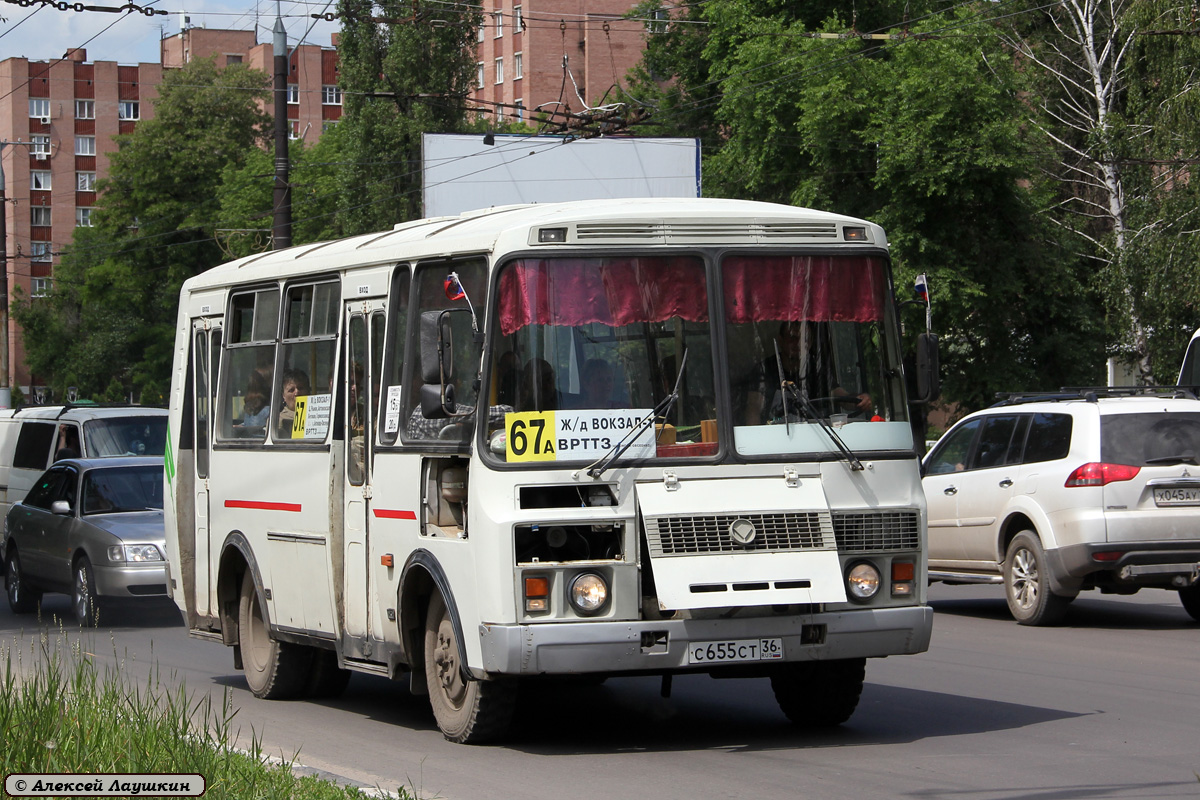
xmin=1179 ymin=584 xmax=1200 ymax=622
xmin=1004 ymin=531 xmax=1072 ymax=626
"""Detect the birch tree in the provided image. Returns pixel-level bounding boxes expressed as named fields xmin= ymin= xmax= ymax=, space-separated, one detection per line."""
xmin=1006 ymin=0 xmax=1200 ymax=381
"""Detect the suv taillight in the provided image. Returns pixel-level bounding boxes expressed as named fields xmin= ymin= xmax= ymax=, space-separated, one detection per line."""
xmin=1064 ymin=462 xmax=1141 ymax=487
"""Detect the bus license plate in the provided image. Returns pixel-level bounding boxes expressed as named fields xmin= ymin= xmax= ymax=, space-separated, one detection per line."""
xmin=687 ymin=638 xmax=784 ymax=665
xmin=1153 ymin=487 xmax=1200 ymax=506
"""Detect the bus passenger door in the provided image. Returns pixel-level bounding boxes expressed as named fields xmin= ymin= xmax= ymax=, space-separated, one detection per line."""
xmin=191 ymin=321 xmax=221 ymax=617
xmin=343 ymin=303 xmax=386 ymax=649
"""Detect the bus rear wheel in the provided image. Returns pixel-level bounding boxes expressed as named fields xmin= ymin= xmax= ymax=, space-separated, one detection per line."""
xmin=770 ymin=658 xmax=866 ymax=727
xmin=424 ymin=592 xmax=515 ymax=743
xmin=238 ymin=571 xmax=311 ymax=699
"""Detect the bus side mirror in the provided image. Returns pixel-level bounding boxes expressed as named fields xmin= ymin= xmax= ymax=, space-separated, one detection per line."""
xmin=420 ymin=383 xmax=456 ymax=418
xmin=420 ymin=310 xmax=454 ymax=384
xmin=912 ymin=333 xmax=940 ymax=404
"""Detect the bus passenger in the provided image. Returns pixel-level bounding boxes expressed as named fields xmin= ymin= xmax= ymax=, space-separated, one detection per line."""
xmin=519 ymin=358 xmax=560 ymax=411
xmin=744 ymin=321 xmax=870 ymax=424
xmin=278 ymin=368 xmax=310 ymax=438
xmin=572 ymin=358 xmax=622 ymax=409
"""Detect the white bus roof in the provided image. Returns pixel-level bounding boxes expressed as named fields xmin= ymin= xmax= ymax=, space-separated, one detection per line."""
xmin=182 ymin=198 xmax=886 ymax=293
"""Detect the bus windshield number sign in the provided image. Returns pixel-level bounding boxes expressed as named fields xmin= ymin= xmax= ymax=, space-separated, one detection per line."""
xmin=505 ymin=410 xmax=655 ymax=462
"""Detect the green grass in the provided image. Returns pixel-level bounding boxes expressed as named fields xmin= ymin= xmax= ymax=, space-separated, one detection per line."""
xmin=0 ymin=633 xmax=412 ymax=799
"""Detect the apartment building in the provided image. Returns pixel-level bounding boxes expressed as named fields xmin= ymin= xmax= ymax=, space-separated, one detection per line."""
xmin=0 ymin=29 xmax=339 ymax=396
xmin=471 ymin=0 xmax=648 ymax=126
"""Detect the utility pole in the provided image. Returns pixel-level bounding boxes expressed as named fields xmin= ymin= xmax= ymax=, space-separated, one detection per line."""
xmin=272 ymin=3 xmax=292 ymax=249
xmin=0 ymin=140 xmax=35 ymax=410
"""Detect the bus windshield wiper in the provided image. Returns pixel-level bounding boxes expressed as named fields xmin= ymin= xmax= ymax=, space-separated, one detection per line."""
xmin=583 ymin=350 xmax=688 ymax=480
xmin=773 ymin=340 xmax=864 ymax=471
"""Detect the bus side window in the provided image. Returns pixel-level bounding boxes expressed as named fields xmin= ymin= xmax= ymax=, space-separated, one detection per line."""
xmin=220 ymin=288 xmax=279 ymax=442
xmin=276 ymin=280 xmax=340 ymax=442
xmin=403 ymin=260 xmax=488 ymax=445
xmin=379 ymin=267 xmax=411 ymax=446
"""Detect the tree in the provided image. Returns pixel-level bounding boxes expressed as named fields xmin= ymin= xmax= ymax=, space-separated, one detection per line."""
xmin=1005 ymin=0 xmax=1200 ymax=382
xmin=334 ymin=0 xmax=482 ymax=234
xmin=13 ymin=57 xmax=270 ymax=398
xmin=217 ymin=123 xmax=349 ymax=260
xmin=626 ymin=2 xmax=1104 ymax=410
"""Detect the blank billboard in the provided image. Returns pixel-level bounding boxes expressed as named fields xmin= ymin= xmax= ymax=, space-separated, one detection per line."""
xmin=422 ymin=133 xmax=700 ymax=218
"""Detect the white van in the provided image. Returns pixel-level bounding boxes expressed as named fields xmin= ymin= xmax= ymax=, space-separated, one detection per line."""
xmin=0 ymin=405 xmax=168 ymax=518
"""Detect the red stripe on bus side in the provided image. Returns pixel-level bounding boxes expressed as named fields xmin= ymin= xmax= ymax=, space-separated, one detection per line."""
xmin=373 ymin=509 xmax=417 ymax=520
xmin=225 ymin=500 xmax=302 ymax=513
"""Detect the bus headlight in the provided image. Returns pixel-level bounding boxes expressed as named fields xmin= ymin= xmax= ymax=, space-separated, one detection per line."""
xmin=567 ymin=573 xmax=608 ymax=615
xmin=845 ymin=562 xmax=881 ymax=601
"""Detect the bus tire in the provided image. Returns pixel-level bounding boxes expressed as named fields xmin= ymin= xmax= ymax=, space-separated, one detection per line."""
xmin=770 ymin=658 xmax=865 ymax=727
xmin=424 ymin=591 xmax=515 ymax=743
xmin=238 ymin=571 xmax=311 ymax=699
xmin=306 ymin=648 xmax=351 ymax=698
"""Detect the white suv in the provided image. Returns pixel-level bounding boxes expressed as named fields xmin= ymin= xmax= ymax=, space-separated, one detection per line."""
xmin=922 ymin=388 xmax=1200 ymax=625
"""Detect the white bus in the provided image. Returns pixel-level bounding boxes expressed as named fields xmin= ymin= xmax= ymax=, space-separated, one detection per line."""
xmin=164 ymin=198 xmax=934 ymax=743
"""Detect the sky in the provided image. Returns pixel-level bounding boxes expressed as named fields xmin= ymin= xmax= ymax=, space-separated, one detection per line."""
xmin=0 ymin=0 xmax=342 ymax=66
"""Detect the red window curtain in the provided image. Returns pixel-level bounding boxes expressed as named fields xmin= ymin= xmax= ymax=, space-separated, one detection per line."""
xmin=722 ymin=255 xmax=887 ymax=323
xmin=499 ymin=257 xmax=708 ymax=335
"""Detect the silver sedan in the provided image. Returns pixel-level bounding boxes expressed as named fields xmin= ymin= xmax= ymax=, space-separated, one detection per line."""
xmin=3 ymin=456 xmax=167 ymax=626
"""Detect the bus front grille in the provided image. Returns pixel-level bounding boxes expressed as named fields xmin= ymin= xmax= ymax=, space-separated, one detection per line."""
xmin=644 ymin=512 xmax=833 ymax=556
xmin=831 ymin=511 xmax=920 ymax=552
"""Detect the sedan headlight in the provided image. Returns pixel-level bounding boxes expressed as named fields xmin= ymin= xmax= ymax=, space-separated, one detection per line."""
xmin=846 ymin=561 xmax=881 ymax=601
xmin=567 ymin=572 xmax=609 ymax=615
xmin=108 ymin=544 xmax=164 ymax=563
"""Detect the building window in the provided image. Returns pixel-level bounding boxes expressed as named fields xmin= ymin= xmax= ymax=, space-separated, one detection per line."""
xmin=495 ymin=57 xmax=504 ymax=84
xmin=76 ymin=207 xmax=94 ymax=227
xmin=287 ymin=84 xmax=299 ymax=104
xmin=477 ymin=62 xmax=485 ymax=89
xmin=31 ymin=207 xmax=51 ymax=227
xmin=77 ymin=171 xmax=96 ymax=191
xmin=32 ymin=278 xmax=51 ymax=297
xmin=30 ymin=242 xmax=52 ymax=262
xmin=478 ymin=24 xmax=485 ymax=43
xmin=288 ymin=120 xmax=300 ymax=140
xmin=31 ymin=171 xmax=51 ymax=190
xmin=321 ymin=85 xmax=342 ymax=105
xmin=75 ymin=136 xmax=96 ymax=156
xmin=495 ymin=11 xmax=503 ymax=37
xmin=226 ymin=54 xmax=243 ymax=64
xmin=514 ymin=5 xmax=522 ymax=31
xmin=31 ymin=135 xmax=51 ymax=158
xmin=648 ymin=7 xmax=669 ymax=33
xmin=515 ymin=99 xmax=524 ymax=121
xmin=118 ymin=101 xmax=140 ymax=120
xmin=514 ymin=51 xmax=523 ymax=79
xmin=322 ymin=120 xmax=338 ymax=133
xmin=75 ymin=99 xmax=95 ymax=119
xmin=28 ymin=98 xmax=50 ymax=120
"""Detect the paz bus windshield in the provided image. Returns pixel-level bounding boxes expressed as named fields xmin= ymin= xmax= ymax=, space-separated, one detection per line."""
xmin=485 ymin=253 xmax=910 ymax=464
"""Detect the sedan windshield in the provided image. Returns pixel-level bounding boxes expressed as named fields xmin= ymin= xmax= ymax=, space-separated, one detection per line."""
xmin=82 ymin=465 xmax=164 ymax=514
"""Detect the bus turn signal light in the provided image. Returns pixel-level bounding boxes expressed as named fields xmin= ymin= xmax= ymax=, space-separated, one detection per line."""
xmin=892 ymin=561 xmax=915 ymax=596
xmin=525 ymin=576 xmax=550 ymax=612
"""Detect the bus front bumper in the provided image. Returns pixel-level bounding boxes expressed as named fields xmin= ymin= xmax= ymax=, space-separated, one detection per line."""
xmin=476 ymin=605 xmax=932 ymax=677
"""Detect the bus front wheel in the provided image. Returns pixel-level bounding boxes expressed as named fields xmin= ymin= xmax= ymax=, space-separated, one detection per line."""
xmin=770 ymin=658 xmax=865 ymax=727
xmin=423 ymin=592 xmax=515 ymax=743
xmin=238 ymin=571 xmax=311 ymax=699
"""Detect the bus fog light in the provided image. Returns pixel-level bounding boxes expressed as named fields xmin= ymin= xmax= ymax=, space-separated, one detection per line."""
xmin=568 ymin=573 xmax=608 ymax=615
xmin=846 ymin=562 xmax=881 ymax=601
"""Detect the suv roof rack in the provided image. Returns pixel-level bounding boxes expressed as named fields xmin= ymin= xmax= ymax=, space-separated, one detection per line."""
xmin=992 ymin=385 xmax=1198 ymax=407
